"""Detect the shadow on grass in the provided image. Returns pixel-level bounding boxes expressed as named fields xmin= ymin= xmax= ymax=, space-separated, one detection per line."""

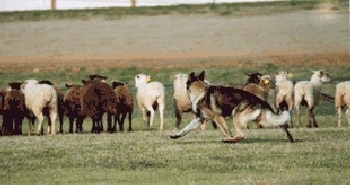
xmin=241 ymin=137 xmax=303 ymax=144
xmin=170 ymin=137 xmax=303 ymax=144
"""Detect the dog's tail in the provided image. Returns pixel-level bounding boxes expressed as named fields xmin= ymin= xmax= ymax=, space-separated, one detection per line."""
xmin=258 ymin=110 xmax=291 ymax=128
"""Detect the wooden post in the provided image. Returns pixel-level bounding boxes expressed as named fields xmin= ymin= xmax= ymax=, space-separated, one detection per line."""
xmin=131 ymin=0 xmax=136 ymax=7
xmin=51 ymin=0 xmax=56 ymax=10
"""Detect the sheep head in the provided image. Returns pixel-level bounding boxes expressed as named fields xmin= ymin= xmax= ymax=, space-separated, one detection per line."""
xmin=135 ymin=74 xmax=151 ymax=88
xmin=8 ymin=82 xmax=22 ymax=90
xmin=311 ymin=70 xmax=331 ymax=83
xmin=23 ymin=80 xmax=39 ymax=88
xmin=39 ymin=80 xmax=53 ymax=85
xmin=245 ymin=72 xmax=262 ymax=84
xmin=112 ymin=81 xmax=127 ymax=89
xmin=89 ymin=74 xmax=108 ymax=81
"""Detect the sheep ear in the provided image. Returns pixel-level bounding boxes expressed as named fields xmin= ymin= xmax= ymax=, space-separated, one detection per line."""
xmin=197 ymin=71 xmax=205 ymax=81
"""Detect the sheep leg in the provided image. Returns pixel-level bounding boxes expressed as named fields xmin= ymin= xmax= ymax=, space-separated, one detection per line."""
xmin=310 ymin=107 xmax=318 ymax=128
xmin=337 ymin=107 xmax=342 ymax=127
xmin=142 ymin=108 xmax=150 ymax=127
xmin=99 ymin=117 xmax=104 ymax=132
xmin=175 ymin=110 xmax=182 ymax=130
xmin=59 ymin=113 xmax=64 ymax=134
xmin=289 ymin=110 xmax=294 ymax=128
xmin=119 ymin=113 xmax=126 ymax=131
xmin=15 ymin=116 xmax=23 ymax=135
xmin=49 ymin=111 xmax=57 ymax=136
xmin=47 ymin=116 xmax=52 ymax=135
xmin=112 ymin=112 xmax=117 ymax=132
xmin=76 ymin=116 xmax=84 ymax=133
xmin=1 ymin=114 xmax=8 ymax=135
xmin=107 ymin=112 xmax=113 ymax=133
xmin=37 ymin=113 xmax=44 ymax=136
xmin=345 ymin=108 xmax=350 ymax=126
xmin=27 ymin=117 xmax=35 ymax=136
xmin=288 ymin=101 xmax=294 ymax=128
xmin=159 ymin=107 xmax=164 ymax=131
xmin=128 ymin=111 xmax=132 ymax=131
xmin=306 ymin=108 xmax=312 ymax=128
xmin=295 ymin=106 xmax=302 ymax=128
xmin=148 ymin=109 xmax=155 ymax=129
xmin=174 ymin=101 xmax=181 ymax=129
xmin=91 ymin=117 xmax=100 ymax=134
xmin=68 ymin=116 xmax=74 ymax=134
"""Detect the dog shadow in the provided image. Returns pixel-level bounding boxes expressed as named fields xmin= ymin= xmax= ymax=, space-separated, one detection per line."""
xmin=172 ymin=138 xmax=303 ymax=144
xmin=239 ymin=137 xmax=303 ymax=144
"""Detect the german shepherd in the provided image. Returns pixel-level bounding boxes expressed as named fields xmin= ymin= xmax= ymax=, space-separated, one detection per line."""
xmin=170 ymin=71 xmax=294 ymax=143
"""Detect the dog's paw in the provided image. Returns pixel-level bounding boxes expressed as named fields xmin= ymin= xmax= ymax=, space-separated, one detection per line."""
xmin=221 ymin=137 xmax=244 ymax=143
xmin=169 ymin=134 xmax=182 ymax=139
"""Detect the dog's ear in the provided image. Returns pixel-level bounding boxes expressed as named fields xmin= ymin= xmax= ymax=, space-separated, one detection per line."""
xmin=188 ymin=72 xmax=196 ymax=82
xmin=189 ymin=72 xmax=195 ymax=78
xmin=197 ymin=71 xmax=205 ymax=81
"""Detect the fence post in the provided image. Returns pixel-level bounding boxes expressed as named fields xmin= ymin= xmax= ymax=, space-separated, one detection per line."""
xmin=51 ymin=0 xmax=56 ymax=10
xmin=131 ymin=0 xmax=136 ymax=7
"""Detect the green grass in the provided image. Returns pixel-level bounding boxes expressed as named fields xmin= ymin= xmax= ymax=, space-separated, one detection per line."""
xmin=1 ymin=122 xmax=350 ymax=184
xmin=1 ymin=60 xmax=350 ymax=183
xmin=0 ymin=0 xmax=348 ymax=23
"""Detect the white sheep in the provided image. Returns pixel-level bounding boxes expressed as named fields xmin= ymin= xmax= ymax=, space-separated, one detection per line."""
xmin=294 ymin=70 xmax=331 ymax=128
xmin=173 ymin=73 xmax=216 ymax=130
xmin=22 ymin=79 xmax=58 ymax=135
xmin=173 ymin=73 xmax=192 ymax=129
xmin=135 ymin=74 xmax=165 ymax=130
xmin=335 ymin=81 xmax=350 ymax=127
xmin=274 ymin=71 xmax=294 ymax=127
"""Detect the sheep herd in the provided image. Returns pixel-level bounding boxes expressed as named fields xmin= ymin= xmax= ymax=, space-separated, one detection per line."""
xmin=0 ymin=70 xmax=349 ymax=136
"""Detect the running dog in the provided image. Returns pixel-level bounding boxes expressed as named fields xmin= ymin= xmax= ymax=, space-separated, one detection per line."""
xmin=170 ymin=71 xmax=294 ymax=143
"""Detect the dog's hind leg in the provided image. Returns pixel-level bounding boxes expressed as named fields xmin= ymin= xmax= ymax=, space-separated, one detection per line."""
xmin=213 ymin=115 xmax=232 ymax=138
xmin=169 ymin=118 xmax=202 ymax=139
xmin=281 ymin=124 xmax=294 ymax=143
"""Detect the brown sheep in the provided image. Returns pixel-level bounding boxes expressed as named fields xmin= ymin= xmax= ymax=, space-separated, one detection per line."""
xmin=112 ymin=81 xmax=134 ymax=132
xmin=243 ymin=75 xmax=271 ymax=101
xmin=1 ymin=83 xmax=26 ymax=135
xmin=80 ymin=78 xmax=117 ymax=133
xmin=64 ymin=84 xmax=84 ymax=133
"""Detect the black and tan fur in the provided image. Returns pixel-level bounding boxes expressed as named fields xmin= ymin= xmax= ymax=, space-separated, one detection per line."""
xmin=170 ymin=71 xmax=293 ymax=143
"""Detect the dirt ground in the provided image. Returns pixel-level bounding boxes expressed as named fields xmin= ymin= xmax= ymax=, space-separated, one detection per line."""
xmin=0 ymin=5 xmax=349 ymax=72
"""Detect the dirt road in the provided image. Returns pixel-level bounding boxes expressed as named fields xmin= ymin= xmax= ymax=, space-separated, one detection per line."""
xmin=0 ymin=5 xmax=348 ymax=70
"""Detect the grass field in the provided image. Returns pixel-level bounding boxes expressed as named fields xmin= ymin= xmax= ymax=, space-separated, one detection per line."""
xmin=1 ymin=61 xmax=350 ymax=184
xmin=1 ymin=122 xmax=350 ymax=184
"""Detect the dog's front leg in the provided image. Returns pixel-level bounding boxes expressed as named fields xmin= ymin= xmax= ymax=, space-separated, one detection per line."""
xmin=170 ymin=118 xmax=202 ymax=139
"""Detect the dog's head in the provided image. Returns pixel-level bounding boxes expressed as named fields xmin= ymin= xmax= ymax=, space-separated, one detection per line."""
xmin=186 ymin=71 xmax=208 ymax=107
xmin=187 ymin=71 xmax=206 ymax=89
